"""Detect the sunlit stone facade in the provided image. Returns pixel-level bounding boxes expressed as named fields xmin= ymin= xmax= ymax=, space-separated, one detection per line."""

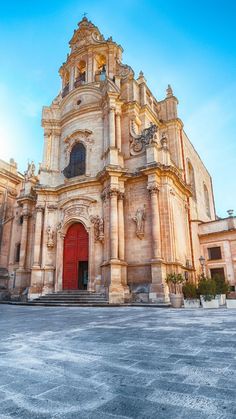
xmin=2 ymin=17 xmax=232 ymax=303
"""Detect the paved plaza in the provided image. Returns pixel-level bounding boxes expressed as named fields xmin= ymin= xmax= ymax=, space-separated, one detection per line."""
xmin=0 ymin=305 xmax=236 ymax=418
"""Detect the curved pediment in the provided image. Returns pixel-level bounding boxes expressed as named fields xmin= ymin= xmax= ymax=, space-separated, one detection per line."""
xmin=69 ymin=17 xmax=105 ymax=52
xmin=59 ymin=196 xmax=97 ymax=209
xmin=60 ymin=86 xmax=102 ymax=116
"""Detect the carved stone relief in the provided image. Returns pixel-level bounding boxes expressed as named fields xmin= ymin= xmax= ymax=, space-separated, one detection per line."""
xmin=90 ymin=215 xmax=104 ymax=243
xmin=64 ymin=205 xmax=88 ymax=220
xmin=129 ymin=122 xmax=158 ymax=155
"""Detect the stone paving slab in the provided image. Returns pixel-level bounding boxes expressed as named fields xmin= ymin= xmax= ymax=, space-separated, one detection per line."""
xmin=0 ymin=306 xmax=236 ymax=418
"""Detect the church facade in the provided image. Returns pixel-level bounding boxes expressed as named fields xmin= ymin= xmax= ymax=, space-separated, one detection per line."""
xmin=4 ymin=18 xmax=221 ymax=303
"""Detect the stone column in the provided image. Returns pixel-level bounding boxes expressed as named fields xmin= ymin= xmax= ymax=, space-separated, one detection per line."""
xmin=115 ymin=112 xmax=121 ymax=151
xmin=87 ymin=51 xmax=93 ymax=83
xmin=8 ymin=215 xmax=18 ymax=266
xmin=19 ymin=210 xmax=30 ymax=269
xmin=55 ymin=231 xmax=65 ymax=292
xmin=109 ymin=107 xmax=116 ymax=148
xmin=118 ymin=192 xmax=125 ymax=260
xmin=109 ymin=189 xmax=118 ymax=260
xmin=51 ymin=129 xmax=60 ymax=171
xmin=32 ymin=206 xmax=44 ymax=267
xmin=42 ymin=129 xmax=52 ymax=170
xmin=148 ymin=184 xmax=162 ymax=259
xmin=69 ymin=66 xmax=75 ymax=91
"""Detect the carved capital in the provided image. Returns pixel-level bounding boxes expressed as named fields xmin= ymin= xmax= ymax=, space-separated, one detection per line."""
xmin=44 ymin=129 xmax=52 ymax=137
xmin=108 ymin=188 xmax=119 ymax=198
xmin=35 ymin=205 xmax=44 ymax=213
xmin=118 ymin=192 xmax=125 ymax=201
xmin=101 ymin=188 xmax=108 ymax=201
xmin=22 ymin=211 xmax=30 ymax=219
xmin=147 ymin=183 xmax=159 ymax=195
xmin=47 ymin=204 xmax=58 ymax=211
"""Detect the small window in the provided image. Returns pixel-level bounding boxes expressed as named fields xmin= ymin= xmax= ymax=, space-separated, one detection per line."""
xmin=15 ymin=243 xmax=21 ymax=263
xmin=208 ymin=246 xmax=222 ymax=260
xmin=187 ymin=160 xmax=196 ymax=200
xmin=204 ymin=183 xmax=211 ymax=217
xmin=210 ymin=268 xmax=225 ymax=279
xmin=63 ymin=143 xmax=86 ymax=179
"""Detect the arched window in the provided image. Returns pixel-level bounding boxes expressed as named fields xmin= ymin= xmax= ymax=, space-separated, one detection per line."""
xmin=204 ymin=183 xmax=211 ymax=217
xmin=63 ymin=143 xmax=86 ymax=179
xmin=74 ymin=60 xmax=86 ymax=87
xmin=187 ymin=160 xmax=196 ymax=200
xmin=94 ymin=54 xmax=107 ymax=81
xmin=62 ymin=71 xmax=69 ymax=98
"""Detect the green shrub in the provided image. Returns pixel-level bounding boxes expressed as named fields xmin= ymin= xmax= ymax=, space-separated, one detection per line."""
xmin=182 ymin=282 xmax=198 ymax=299
xmin=198 ymin=276 xmax=216 ymax=301
xmin=166 ymin=273 xmax=185 ymax=294
xmin=213 ymin=274 xmax=229 ymax=295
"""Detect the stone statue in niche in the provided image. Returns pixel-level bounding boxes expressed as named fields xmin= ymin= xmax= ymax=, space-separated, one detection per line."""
xmin=132 ymin=207 xmax=146 ymax=239
xmin=47 ymin=226 xmax=54 ymax=248
xmin=90 ymin=215 xmax=104 ymax=243
xmin=130 ymin=122 xmax=158 ymax=155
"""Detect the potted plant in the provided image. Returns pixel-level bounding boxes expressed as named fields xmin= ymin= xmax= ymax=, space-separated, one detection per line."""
xmin=166 ymin=273 xmax=184 ymax=308
xmin=182 ymin=282 xmax=200 ymax=308
xmin=213 ymin=274 xmax=228 ymax=305
xmin=226 ymin=289 xmax=236 ymax=308
xmin=198 ymin=275 xmax=219 ymax=308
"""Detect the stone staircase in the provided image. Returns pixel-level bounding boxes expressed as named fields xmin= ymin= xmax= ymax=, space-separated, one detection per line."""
xmin=29 ymin=290 xmax=109 ymax=306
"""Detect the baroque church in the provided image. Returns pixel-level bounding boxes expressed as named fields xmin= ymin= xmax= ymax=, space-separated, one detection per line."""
xmin=1 ymin=17 xmax=220 ymax=304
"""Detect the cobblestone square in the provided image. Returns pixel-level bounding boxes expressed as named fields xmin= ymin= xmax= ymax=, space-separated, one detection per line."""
xmin=0 ymin=306 xmax=236 ymax=418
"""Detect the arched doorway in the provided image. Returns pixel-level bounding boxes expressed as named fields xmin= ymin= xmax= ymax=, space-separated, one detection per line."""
xmin=63 ymin=223 xmax=89 ymax=290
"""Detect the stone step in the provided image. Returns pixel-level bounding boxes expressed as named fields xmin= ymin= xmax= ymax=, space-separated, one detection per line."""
xmin=31 ymin=290 xmax=108 ymax=306
xmin=39 ymin=299 xmax=106 ymax=302
xmin=36 ymin=297 xmax=107 ymax=300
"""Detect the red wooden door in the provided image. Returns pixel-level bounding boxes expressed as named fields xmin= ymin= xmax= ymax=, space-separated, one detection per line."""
xmin=63 ymin=223 xmax=88 ymax=289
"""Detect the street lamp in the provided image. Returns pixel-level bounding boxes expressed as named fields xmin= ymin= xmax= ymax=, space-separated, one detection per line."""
xmin=199 ymin=256 xmax=205 ymax=275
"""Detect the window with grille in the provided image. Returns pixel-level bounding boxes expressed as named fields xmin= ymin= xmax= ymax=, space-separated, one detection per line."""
xmin=208 ymin=246 xmax=222 ymax=260
xmin=210 ymin=267 xmax=225 ymax=279
xmin=63 ymin=143 xmax=86 ymax=178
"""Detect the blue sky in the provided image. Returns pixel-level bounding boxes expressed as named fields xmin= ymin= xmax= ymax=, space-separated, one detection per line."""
xmin=0 ymin=0 xmax=235 ymax=217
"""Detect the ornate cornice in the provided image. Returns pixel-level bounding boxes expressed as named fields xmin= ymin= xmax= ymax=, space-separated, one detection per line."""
xmin=140 ymin=163 xmax=192 ymax=197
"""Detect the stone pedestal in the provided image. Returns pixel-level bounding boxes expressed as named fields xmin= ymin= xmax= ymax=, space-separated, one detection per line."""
xmin=108 ymin=148 xmax=119 ymax=165
xmin=28 ymin=267 xmax=43 ymax=299
xmin=42 ymin=267 xmax=55 ymax=295
xmin=108 ymin=260 xmax=129 ymax=304
xmin=149 ymin=260 xmax=169 ymax=303
xmin=15 ymin=269 xmax=31 ymax=292
xmin=146 ymin=143 xmax=158 ymax=164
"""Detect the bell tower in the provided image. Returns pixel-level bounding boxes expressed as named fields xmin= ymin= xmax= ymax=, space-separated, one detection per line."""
xmin=59 ymin=16 xmax=123 ymax=96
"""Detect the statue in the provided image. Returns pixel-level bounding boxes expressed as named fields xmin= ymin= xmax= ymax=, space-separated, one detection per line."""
xmin=47 ymin=226 xmax=54 ymax=248
xmin=24 ymin=161 xmax=36 ymax=181
xmin=132 ymin=207 xmax=146 ymax=239
xmin=90 ymin=215 xmax=104 ymax=242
